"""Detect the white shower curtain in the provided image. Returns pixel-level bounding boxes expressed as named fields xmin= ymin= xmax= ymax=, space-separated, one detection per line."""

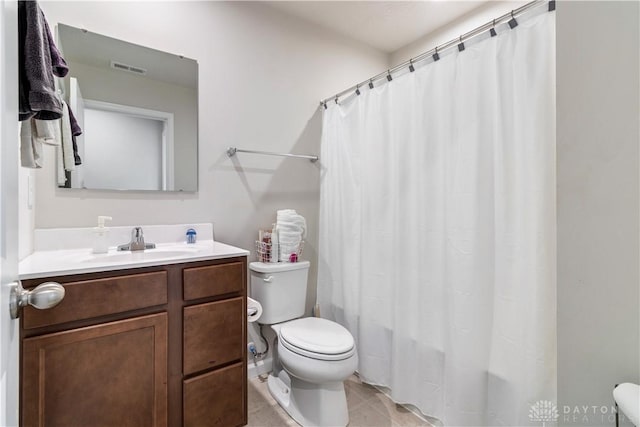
xmin=318 ymin=11 xmax=555 ymax=427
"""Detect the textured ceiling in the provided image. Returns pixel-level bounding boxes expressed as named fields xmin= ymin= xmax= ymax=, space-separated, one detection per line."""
xmin=265 ymin=1 xmax=490 ymax=53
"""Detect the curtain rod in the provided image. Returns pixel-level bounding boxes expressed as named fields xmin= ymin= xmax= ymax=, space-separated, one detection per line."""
xmin=320 ymin=0 xmax=552 ymax=106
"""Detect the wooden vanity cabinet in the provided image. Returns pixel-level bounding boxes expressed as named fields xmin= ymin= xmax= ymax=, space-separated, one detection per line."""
xmin=20 ymin=256 xmax=247 ymax=427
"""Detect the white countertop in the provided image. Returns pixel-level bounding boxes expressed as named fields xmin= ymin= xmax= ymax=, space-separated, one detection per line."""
xmin=19 ymin=240 xmax=249 ymax=280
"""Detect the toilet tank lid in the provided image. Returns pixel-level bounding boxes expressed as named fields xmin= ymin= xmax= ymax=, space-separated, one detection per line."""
xmin=249 ymin=261 xmax=310 ymax=273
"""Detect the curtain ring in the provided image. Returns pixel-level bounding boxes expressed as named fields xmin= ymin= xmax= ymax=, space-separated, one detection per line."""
xmin=409 ymin=58 xmax=415 ymax=72
xmin=355 ymin=84 xmax=361 ymax=96
xmin=508 ymin=10 xmax=518 ymax=28
xmin=334 ymin=95 xmax=339 ymax=104
xmin=490 ymin=18 xmax=498 ymax=37
xmin=386 ymin=70 xmax=393 ymax=82
xmin=368 ymin=78 xmax=374 ymax=89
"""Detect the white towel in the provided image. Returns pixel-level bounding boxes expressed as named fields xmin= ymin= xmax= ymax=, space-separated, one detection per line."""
xmin=19 ymin=120 xmax=43 ymax=168
xmin=279 ymin=230 xmax=303 ymax=240
xmin=276 ymin=209 xmax=306 ymax=261
xmin=276 ymin=223 xmax=302 ymax=233
xmin=60 ymin=101 xmax=75 ymax=172
xmin=56 ymin=145 xmax=66 ymax=186
xmin=20 ymin=115 xmax=65 ymax=169
xmin=276 ymin=209 xmax=307 ymax=239
xmin=277 ymin=209 xmax=297 ymax=218
xmin=34 ymin=119 xmax=60 ymax=146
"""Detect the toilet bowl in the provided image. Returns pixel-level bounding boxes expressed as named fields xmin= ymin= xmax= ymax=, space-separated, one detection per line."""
xmin=249 ymin=261 xmax=357 ymax=427
xmin=269 ymin=318 xmax=358 ymax=427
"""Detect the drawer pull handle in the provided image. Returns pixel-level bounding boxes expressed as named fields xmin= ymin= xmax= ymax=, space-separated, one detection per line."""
xmin=263 ymin=276 xmax=274 ymax=283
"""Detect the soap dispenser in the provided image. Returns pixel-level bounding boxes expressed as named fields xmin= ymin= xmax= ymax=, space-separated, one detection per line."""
xmin=92 ymin=216 xmax=112 ymax=254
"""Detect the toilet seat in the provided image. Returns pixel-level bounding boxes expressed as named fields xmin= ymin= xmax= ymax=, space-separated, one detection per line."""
xmin=279 ymin=317 xmax=355 ymax=361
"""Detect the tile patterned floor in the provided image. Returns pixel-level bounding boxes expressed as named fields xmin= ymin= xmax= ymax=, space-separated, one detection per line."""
xmin=247 ymin=375 xmax=433 ymax=427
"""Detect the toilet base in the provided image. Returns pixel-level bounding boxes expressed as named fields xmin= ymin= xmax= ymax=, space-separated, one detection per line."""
xmin=267 ymin=370 xmax=349 ymax=427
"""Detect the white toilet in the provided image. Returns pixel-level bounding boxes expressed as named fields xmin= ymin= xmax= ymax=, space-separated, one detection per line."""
xmin=250 ymin=261 xmax=358 ymax=427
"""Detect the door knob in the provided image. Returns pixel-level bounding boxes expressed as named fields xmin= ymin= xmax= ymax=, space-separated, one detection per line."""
xmin=9 ymin=281 xmax=65 ymax=319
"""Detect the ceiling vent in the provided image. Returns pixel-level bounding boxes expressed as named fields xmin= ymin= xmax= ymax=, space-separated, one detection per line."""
xmin=110 ymin=60 xmax=147 ymax=76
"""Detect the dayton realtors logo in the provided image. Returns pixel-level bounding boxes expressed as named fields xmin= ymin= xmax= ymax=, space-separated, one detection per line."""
xmin=562 ymin=405 xmax=625 ymax=424
xmin=529 ymin=400 xmax=559 ymax=427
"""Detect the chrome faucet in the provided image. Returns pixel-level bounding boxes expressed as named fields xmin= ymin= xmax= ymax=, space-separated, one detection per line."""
xmin=117 ymin=227 xmax=156 ymax=251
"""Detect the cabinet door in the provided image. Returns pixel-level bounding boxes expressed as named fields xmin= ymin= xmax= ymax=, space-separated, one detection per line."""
xmin=183 ymin=362 xmax=245 ymax=427
xmin=22 ymin=313 xmax=168 ymax=427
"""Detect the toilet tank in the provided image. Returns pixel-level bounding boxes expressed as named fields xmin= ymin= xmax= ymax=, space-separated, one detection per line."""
xmin=250 ymin=261 xmax=310 ymax=324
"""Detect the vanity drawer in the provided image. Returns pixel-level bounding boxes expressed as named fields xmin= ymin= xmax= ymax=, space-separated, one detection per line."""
xmin=23 ymin=271 xmax=168 ymax=329
xmin=183 ymin=297 xmax=243 ymax=375
xmin=183 ymin=362 xmax=245 ymax=427
xmin=183 ymin=262 xmax=243 ymax=300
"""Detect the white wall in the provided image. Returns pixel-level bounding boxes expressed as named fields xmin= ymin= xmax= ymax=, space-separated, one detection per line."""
xmin=390 ymin=0 xmax=527 ymax=67
xmin=32 ymin=1 xmax=389 ymax=316
xmin=83 ymin=109 xmax=163 ymax=190
xmin=557 ymin=2 xmax=639 ymax=426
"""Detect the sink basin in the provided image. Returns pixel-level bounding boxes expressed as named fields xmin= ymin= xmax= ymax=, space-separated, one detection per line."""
xmin=80 ymin=247 xmax=202 ymax=264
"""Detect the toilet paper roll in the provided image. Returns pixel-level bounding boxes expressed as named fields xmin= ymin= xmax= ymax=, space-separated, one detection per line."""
xmin=247 ymin=297 xmax=263 ymax=323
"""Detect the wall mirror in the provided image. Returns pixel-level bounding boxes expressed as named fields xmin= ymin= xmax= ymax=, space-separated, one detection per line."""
xmin=56 ymin=24 xmax=198 ymax=192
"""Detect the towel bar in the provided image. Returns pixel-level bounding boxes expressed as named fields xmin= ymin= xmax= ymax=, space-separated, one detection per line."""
xmin=227 ymin=147 xmax=318 ymax=163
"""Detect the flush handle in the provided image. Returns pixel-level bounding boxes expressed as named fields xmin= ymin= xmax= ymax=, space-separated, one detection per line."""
xmin=263 ymin=275 xmax=274 ymax=283
xmin=9 ymin=281 xmax=65 ymax=319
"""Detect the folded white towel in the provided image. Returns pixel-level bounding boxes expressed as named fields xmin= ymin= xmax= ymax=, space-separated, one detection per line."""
xmin=278 ymin=228 xmax=303 ymax=235
xmin=277 ymin=210 xmax=306 ymax=239
xmin=279 ymin=233 xmax=302 ymax=242
xmin=276 ymin=220 xmax=299 ymax=227
xmin=276 ymin=209 xmax=306 ymax=261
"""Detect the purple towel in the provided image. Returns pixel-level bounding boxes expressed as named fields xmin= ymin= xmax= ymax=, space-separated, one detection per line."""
xmin=72 ymin=135 xmax=82 ymax=166
xmin=66 ymin=104 xmax=83 ymax=165
xmin=43 ymin=12 xmax=67 ymax=79
xmin=67 ymin=104 xmax=82 ymax=136
xmin=18 ymin=1 xmax=68 ymax=121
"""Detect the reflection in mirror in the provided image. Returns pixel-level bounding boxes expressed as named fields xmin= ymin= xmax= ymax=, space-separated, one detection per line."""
xmin=57 ymin=24 xmax=198 ymax=192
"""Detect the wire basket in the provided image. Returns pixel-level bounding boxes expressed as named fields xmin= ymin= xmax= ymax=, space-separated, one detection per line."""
xmin=255 ymin=240 xmax=304 ymax=263
xmin=255 ymin=240 xmax=272 ymax=263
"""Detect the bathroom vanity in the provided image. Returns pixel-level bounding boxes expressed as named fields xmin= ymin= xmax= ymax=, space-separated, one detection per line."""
xmin=18 ymin=233 xmax=248 ymax=427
